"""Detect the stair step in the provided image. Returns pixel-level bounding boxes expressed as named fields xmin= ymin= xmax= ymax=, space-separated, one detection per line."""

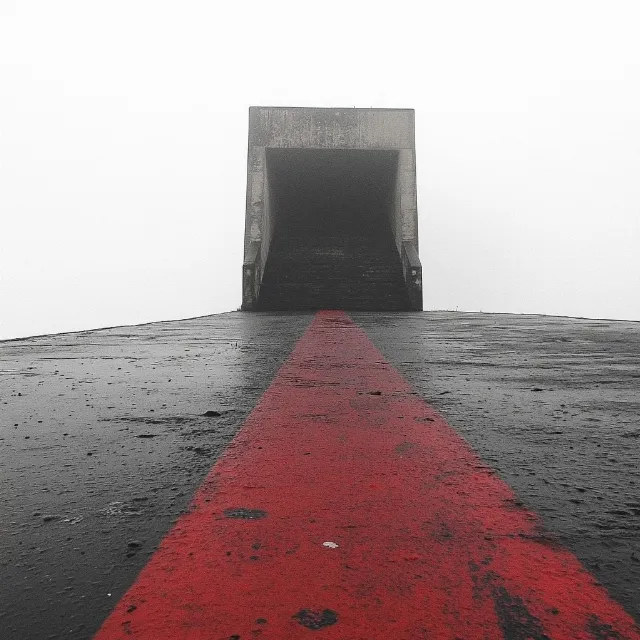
xmin=257 ymin=229 xmax=410 ymax=310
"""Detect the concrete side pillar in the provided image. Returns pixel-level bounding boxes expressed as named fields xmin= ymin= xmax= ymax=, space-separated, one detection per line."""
xmin=398 ymin=149 xmax=419 ymax=252
xmin=244 ymin=146 xmax=266 ymax=254
xmin=242 ymin=147 xmax=267 ymax=310
xmin=401 ymin=241 xmax=423 ymax=311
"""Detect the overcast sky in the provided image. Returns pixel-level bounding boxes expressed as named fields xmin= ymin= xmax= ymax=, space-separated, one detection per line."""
xmin=1 ymin=0 xmax=639 ymax=340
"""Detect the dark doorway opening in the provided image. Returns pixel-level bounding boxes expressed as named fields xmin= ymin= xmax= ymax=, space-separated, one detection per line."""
xmin=257 ymin=149 xmax=409 ymax=310
xmin=266 ymin=149 xmax=397 ymax=238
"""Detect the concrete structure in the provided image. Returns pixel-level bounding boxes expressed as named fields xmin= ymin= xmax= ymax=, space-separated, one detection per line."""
xmin=242 ymin=107 xmax=422 ymax=311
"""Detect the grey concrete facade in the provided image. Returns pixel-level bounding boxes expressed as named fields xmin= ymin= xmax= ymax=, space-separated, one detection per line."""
xmin=242 ymin=107 xmax=422 ymax=310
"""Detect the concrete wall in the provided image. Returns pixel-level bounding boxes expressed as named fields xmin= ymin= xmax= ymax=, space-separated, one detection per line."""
xmin=244 ymin=145 xmax=273 ymax=261
xmin=248 ymin=107 xmax=415 ymax=150
xmin=242 ymin=107 xmax=420 ymax=309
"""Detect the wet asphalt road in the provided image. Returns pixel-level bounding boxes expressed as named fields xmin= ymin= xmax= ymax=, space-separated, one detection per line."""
xmin=1 ymin=311 xmax=639 ymax=639
xmin=354 ymin=311 xmax=640 ymax=623
xmin=0 ymin=313 xmax=312 ymax=640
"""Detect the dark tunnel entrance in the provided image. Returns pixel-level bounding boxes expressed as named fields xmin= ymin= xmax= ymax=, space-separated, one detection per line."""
xmin=267 ymin=149 xmax=397 ymax=238
xmin=257 ymin=149 xmax=410 ymax=310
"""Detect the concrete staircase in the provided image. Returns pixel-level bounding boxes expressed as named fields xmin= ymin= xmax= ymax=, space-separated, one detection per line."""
xmin=257 ymin=231 xmax=410 ymax=310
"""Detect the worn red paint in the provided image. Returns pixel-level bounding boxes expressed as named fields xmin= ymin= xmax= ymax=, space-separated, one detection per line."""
xmin=93 ymin=311 xmax=640 ymax=639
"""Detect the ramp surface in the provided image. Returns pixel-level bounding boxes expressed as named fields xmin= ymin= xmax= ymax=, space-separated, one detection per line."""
xmin=93 ymin=312 xmax=639 ymax=639
xmin=354 ymin=311 xmax=640 ymax=619
xmin=0 ymin=313 xmax=312 ymax=639
xmin=1 ymin=311 xmax=639 ymax=639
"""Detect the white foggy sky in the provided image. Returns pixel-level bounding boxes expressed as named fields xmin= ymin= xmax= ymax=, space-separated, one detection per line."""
xmin=1 ymin=0 xmax=639 ymax=340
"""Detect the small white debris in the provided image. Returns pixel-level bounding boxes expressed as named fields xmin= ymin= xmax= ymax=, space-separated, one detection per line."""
xmin=322 ymin=541 xmax=339 ymax=549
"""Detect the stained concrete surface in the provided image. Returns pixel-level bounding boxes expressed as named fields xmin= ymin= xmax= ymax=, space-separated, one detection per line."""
xmin=353 ymin=311 xmax=640 ymax=622
xmin=0 ymin=313 xmax=312 ymax=640
xmin=1 ymin=310 xmax=639 ymax=639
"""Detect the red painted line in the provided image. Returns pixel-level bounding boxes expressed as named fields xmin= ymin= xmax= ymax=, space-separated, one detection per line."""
xmin=94 ymin=311 xmax=639 ymax=639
